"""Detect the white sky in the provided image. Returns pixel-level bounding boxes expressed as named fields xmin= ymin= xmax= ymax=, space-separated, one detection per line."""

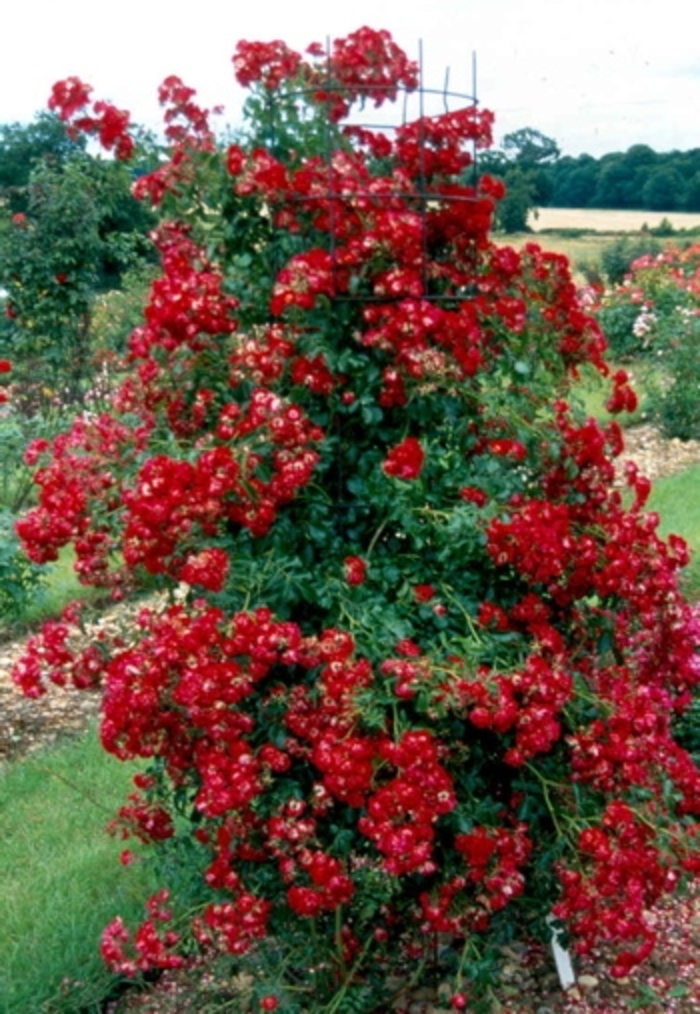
xmin=2 ymin=0 xmax=699 ymax=158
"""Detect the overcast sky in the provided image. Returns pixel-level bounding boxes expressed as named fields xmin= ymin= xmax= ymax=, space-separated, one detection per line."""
xmin=2 ymin=0 xmax=699 ymax=158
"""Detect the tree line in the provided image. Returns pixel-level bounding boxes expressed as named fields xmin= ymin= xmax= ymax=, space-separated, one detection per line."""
xmin=478 ymin=127 xmax=700 ymax=232
xmin=1 ymin=115 xmax=699 ymax=279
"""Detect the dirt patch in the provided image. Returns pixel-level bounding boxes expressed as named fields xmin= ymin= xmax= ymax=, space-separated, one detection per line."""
xmin=617 ymin=424 xmax=700 ymax=483
xmin=107 ymin=883 xmax=700 ymax=1013
xmin=0 ymin=595 xmax=160 ymax=765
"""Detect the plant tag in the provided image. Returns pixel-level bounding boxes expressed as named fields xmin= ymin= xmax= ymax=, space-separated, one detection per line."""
xmin=546 ymin=914 xmax=576 ymax=989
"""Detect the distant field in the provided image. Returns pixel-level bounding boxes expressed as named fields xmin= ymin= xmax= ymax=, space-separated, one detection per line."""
xmin=503 ymin=232 xmax=613 ymax=270
xmin=528 ymin=207 xmax=700 ymax=233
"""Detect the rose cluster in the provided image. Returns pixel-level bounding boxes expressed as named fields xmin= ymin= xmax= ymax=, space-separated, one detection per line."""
xmin=12 ymin=27 xmax=700 ymax=1010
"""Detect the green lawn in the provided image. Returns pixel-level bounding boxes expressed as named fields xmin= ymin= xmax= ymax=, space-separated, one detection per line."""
xmin=0 ymin=731 xmax=157 ymax=1014
xmin=647 ymin=464 xmax=700 ymax=600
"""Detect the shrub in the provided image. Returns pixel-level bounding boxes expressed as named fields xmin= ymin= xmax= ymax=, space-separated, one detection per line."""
xmin=594 ymin=244 xmax=700 ymax=437
xmin=0 ymin=158 xmax=101 ymax=400
xmin=648 ymin=216 xmax=676 ymax=238
xmin=648 ymin=314 xmax=700 ymax=439
xmin=0 ymin=366 xmax=45 ymax=624
xmin=0 ymin=507 xmax=45 ymax=626
xmin=11 ymin=30 xmax=700 ymax=1011
xmin=594 ymin=296 xmax=647 ymax=359
xmin=90 ymin=263 xmax=159 ymax=357
xmin=600 ymin=235 xmax=661 ymax=285
xmin=596 ymin=244 xmax=700 ymax=355
xmin=0 ymin=361 xmax=93 ymax=513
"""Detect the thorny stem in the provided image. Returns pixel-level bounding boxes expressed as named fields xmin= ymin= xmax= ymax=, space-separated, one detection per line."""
xmin=334 ymin=905 xmax=347 ymax=981
xmin=524 ymin=761 xmax=576 ymax=842
xmin=385 ymin=945 xmax=431 ymax=1008
xmin=365 ymin=518 xmax=389 ymax=560
xmin=440 ymin=585 xmax=486 ymax=643
xmin=322 ymin=929 xmax=376 ymax=1014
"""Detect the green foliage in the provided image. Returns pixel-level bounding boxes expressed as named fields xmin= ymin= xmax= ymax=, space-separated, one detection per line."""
xmin=494 ymin=166 xmax=538 ymax=233
xmin=0 ymin=508 xmax=45 ymax=623
xmin=481 ymin=126 xmax=559 ymax=232
xmin=547 ymin=144 xmax=700 ymax=213
xmin=90 ymin=264 xmax=159 ymax=356
xmin=600 ymin=235 xmax=661 ymax=285
xmin=502 ymin=127 xmax=560 ymax=167
xmin=501 ymin=126 xmax=559 ymax=206
xmin=0 ymin=154 xmax=154 ymax=411
xmin=0 ymin=405 xmax=34 ymax=512
xmin=646 ymin=216 xmax=676 ymax=237
xmin=0 ymin=112 xmax=86 ymax=212
xmin=549 ymin=154 xmax=598 ymax=208
xmin=672 ymin=689 xmax=700 ymax=760
xmin=595 ymin=244 xmax=700 ymax=438
xmin=0 ymin=157 xmax=101 ymax=398
xmin=0 ymin=371 xmax=88 ymax=513
xmin=643 ymin=168 xmax=685 ymax=212
xmin=84 ymin=157 xmax=157 ymax=290
xmin=647 ymin=316 xmax=700 ymax=439
xmin=596 ymin=298 xmax=649 ymax=358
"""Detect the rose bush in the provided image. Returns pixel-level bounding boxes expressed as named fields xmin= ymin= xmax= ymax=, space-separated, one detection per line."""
xmin=595 ymin=244 xmax=700 ymax=358
xmin=594 ymin=244 xmax=700 ymax=439
xmin=11 ymin=28 xmax=700 ymax=1012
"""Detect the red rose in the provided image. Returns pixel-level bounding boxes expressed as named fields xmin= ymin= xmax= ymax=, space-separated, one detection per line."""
xmin=343 ymin=555 xmax=366 ymax=586
xmin=382 ymin=437 xmax=424 ymax=480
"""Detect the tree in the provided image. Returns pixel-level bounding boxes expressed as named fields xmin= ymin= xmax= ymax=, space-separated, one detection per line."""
xmin=0 ymin=112 xmax=85 ymax=211
xmin=0 ymin=150 xmax=156 ymax=399
xmin=479 ymin=127 xmax=560 ymax=231
xmin=642 ymin=166 xmax=684 ymax=211
xmin=0 ymin=156 xmax=101 ymax=399
xmin=492 ymin=164 xmax=538 ymax=231
xmin=550 ymin=156 xmax=599 ymax=207
xmin=502 ymin=126 xmax=559 ymax=205
xmin=592 ymin=154 xmax=635 ymax=208
xmin=684 ymin=170 xmax=700 ymax=212
xmin=501 ymin=127 xmax=560 ymax=166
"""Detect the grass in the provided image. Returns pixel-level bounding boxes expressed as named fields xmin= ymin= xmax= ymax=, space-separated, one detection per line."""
xmin=647 ymin=464 xmax=700 ymax=600
xmin=0 ymin=730 xmax=157 ymax=1014
xmin=503 ymin=231 xmax=616 ymax=280
xmin=570 ymin=360 xmax=651 ymax=428
xmin=570 ymin=363 xmax=700 ymax=597
xmin=21 ymin=545 xmax=103 ymax=626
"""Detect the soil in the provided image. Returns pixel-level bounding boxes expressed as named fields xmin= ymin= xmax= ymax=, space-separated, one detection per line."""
xmin=2 ymin=425 xmax=700 ymax=1012
xmin=614 ymin=424 xmax=700 ymax=485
